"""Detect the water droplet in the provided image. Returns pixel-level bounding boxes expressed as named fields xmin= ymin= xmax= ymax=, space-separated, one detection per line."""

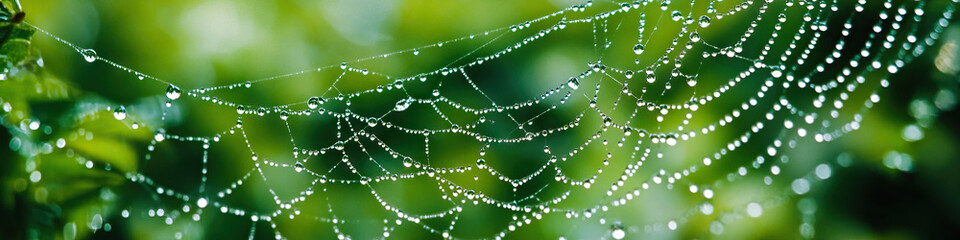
xmin=465 ymin=190 xmax=476 ymax=199
xmin=746 ymin=202 xmax=763 ymax=218
xmin=154 ymin=131 xmax=166 ymax=142
xmin=394 ymin=99 xmax=412 ymax=111
xmin=699 ymin=15 xmax=711 ymax=28
xmin=666 ymin=135 xmax=678 ymax=146
xmin=403 ymin=157 xmax=414 ymax=168
xmin=567 ymin=77 xmax=580 ymax=90
xmin=113 ymin=106 xmax=127 ymax=120
xmin=244 ymin=81 xmax=252 ymax=88
xmin=690 ymin=31 xmax=701 ymax=42
xmin=166 ymin=85 xmax=181 ymax=100
xmin=80 ymin=49 xmax=97 ymax=63
xmin=476 ymin=158 xmax=486 ymax=169
xmin=633 ymin=44 xmax=644 ymax=55
xmin=624 ymin=70 xmax=634 ymax=79
xmin=295 ymin=162 xmax=304 ymax=173
xmin=280 ymin=111 xmax=290 ymax=120
xmin=815 ymin=164 xmax=832 ymax=179
xmin=413 ymin=49 xmax=420 ymax=55
xmin=367 ymin=118 xmax=379 ymax=127
xmin=340 ymin=62 xmax=347 ymax=69
xmin=611 ymin=222 xmax=626 ymax=239
xmin=791 ymin=178 xmax=810 ymax=195
xmin=671 ymin=11 xmax=683 ymax=21
xmin=432 ymin=89 xmax=440 ymax=97
xmin=307 ymin=97 xmax=322 ymax=109
xmin=646 ymin=73 xmax=656 ymax=83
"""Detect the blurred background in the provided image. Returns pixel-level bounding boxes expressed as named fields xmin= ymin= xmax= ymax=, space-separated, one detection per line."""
xmin=1 ymin=0 xmax=959 ymax=239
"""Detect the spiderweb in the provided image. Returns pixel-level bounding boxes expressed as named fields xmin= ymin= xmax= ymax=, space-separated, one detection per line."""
xmin=5 ymin=0 xmax=958 ymax=239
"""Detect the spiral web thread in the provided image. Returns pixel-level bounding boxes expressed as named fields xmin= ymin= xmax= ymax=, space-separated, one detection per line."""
xmin=10 ymin=0 xmax=958 ymax=239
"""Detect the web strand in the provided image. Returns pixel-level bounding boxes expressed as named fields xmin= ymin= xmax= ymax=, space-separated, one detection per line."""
xmin=9 ymin=0 xmax=957 ymax=239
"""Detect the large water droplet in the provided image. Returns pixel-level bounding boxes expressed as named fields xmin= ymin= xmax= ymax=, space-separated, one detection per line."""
xmin=476 ymin=158 xmax=486 ymax=169
xmin=666 ymin=135 xmax=678 ymax=146
xmin=567 ymin=77 xmax=580 ymax=90
xmin=154 ymin=131 xmax=166 ymax=142
xmin=690 ymin=31 xmax=701 ymax=42
xmin=403 ymin=157 xmax=414 ymax=168
xmin=165 ymin=85 xmax=181 ymax=100
xmin=633 ymin=44 xmax=644 ymax=55
xmin=295 ymin=162 xmax=304 ymax=173
xmin=395 ymin=99 xmax=412 ymax=111
xmin=611 ymin=222 xmax=626 ymax=239
xmin=699 ymin=15 xmax=711 ymax=28
xmin=307 ymin=97 xmax=322 ymax=109
xmin=114 ymin=106 xmax=127 ymax=120
xmin=671 ymin=11 xmax=683 ymax=21
xmin=746 ymin=202 xmax=763 ymax=218
xmin=80 ymin=49 xmax=97 ymax=63
xmin=367 ymin=118 xmax=379 ymax=127
xmin=465 ymin=189 xmax=477 ymax=199
xmin=791 ymin=178 xmax=810 ymax=195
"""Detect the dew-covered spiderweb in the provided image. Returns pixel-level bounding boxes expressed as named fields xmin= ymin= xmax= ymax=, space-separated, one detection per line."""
xmin=4 ymin=0 xmax=959 ymax=239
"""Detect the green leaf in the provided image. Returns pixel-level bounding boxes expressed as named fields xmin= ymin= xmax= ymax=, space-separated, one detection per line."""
xmin=0 ymin=37 xmax=30 ymax=64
